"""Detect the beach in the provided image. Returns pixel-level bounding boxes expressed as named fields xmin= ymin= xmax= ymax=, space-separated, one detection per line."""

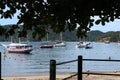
xmin=2 ymin=71 xmax=120 ymax=80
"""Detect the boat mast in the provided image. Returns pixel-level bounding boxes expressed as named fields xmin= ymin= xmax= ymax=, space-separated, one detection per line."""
xmin=10 ymin=36 xmax=13 ymax=43
xmin=26 ymin=35 xmax=29 ymax=44
xmin=18 ymin=27 xmax=21 ymax=43
xmin=60 ymin=32 xmax=62 ymax=41
xmin=18 ymin=38 xmax=21 ymax=43
xmin=46 ymin=32 xmax=49 ymax=42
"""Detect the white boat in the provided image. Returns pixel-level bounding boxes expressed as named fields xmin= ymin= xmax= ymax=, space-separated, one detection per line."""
xmin=54 ymin=41 xmax=66 ymax=47
xmin=105 ymin=41 xmax=110 ymax=44
xmin=54 ymin=32 xmax=66 ymax=47
xmin=76 ymin=41 xmax=89 ymax=48
xmin=3 ymin=42 xmax=33 ymax=53
xmin=85 ymin=43 xmax=92 ymax=49
xmin=2 ymin=36 xmax=33 ymax=53
xmin=76 ymin=32 xmax=93 ymax=49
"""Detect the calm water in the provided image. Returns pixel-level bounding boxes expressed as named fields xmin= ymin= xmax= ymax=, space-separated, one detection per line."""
xmin=1 ymin=42 xmax=120 ymax=76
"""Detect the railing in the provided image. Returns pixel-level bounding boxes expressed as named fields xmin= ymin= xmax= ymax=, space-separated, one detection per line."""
xmin=0 ymin=52 xmax=2 ymax=80
xmin=50 ymin=55 xmax=120 ymax=80
xmin=50 ymin=56 xmax=82 ymax=80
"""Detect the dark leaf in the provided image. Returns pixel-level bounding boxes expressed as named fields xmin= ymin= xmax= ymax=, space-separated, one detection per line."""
xmin=95 ymin=19 xmax=101 ymax=25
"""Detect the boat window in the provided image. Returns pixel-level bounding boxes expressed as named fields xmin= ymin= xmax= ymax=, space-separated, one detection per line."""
xmin=25 ymin=46 xmax=27 ymax=48
xmin=16 ymin=46 xmax=19 ymax=48
xmin=11 ymin=46 xmax=16 ymax=48
xmin=29 ymin=45 xmax=32 ymax=47
xmin=21 ymin=46 xmax=25 ymax=48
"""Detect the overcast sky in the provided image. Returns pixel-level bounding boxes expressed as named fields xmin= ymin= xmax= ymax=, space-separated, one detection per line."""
xmin=0 ymin=15 xmax=120 ymax=32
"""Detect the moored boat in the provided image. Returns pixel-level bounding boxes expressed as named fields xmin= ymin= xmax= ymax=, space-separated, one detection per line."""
xmin=54 ymin=32 xmax=66 ymax=47
xmin=40 ymin=33 xmax=53 ymax=48
xmin=40 ymin=44 xmax=53 ymax=48
xmin=76 ymin=41 xmax=89 ymax=48
xmin=3 ymin=42 xmax=33 ymax=53
xmin=2 ymin=26 xmax=33 ymax=53
xmin=105 ymin=41 xmax=110 ymax=44
xmin=85 ymin=43 xmax=92 ymax=49
xmin=54 ymin=41 xmax=66 ymax=47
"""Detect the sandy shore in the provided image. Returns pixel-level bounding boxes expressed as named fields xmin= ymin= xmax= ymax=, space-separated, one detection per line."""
xmin=2 ymin=71 xmax=120 ymax=80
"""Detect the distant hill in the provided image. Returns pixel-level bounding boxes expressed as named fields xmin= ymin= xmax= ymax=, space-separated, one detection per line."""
xmin=85 ymin=30 xmax=104 ymax=41
xmin=96 ymin=31 xmax=120 ymax=42
xmin=0 ymin=25 xmax=120 ymax=42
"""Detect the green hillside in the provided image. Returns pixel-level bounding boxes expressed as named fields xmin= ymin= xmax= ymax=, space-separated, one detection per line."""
xmin=0 ymin=25 xmax=120 ymax=42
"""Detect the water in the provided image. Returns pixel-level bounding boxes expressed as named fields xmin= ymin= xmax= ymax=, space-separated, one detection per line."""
xmin=1 ymin=42 xmax=120 ymax=76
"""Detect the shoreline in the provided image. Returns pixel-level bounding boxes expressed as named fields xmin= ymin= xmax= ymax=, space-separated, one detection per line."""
xmin=2 ymin=71 xmax=120 ymax=80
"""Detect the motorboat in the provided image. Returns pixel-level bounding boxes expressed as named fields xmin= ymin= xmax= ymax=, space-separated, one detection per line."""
xmin=3 ymin=42 xmax=33 ymax=53
xmin=2 ymin=26 xmax=33 ymax=53
xmin=76 ymin=41 xmax=89 ymax=48
xmin=2 ymin=35 xmax=33 ymax=53
xmin=105 ymin=41 xmax=110 ymax=44
xmin=54 ymin=41 xmax=66 ymax=47
xmin=85 ymin=43 xmax=92 ymax=49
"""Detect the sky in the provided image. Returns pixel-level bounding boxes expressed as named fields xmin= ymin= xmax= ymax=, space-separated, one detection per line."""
xmin=91 ymin=19 xmax=120 ymax=32
xmin=0 ymin=15 xmax=120 ymax=32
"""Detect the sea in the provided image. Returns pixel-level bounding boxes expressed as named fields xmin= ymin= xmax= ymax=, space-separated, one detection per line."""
xmin=1 ymin=42 xmax=120 ymax=76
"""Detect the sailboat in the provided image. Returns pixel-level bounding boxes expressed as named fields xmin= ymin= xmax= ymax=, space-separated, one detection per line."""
xmin=40 ymin=33 xmax=53 ymax=48
xmin=76 ymin=41 xmax=89 ymax=48
xmin=2 ymin=36 xmax=33 ymax=53
xmin=85 ymin=42 xmax=92 ymax=49
xmin=117 ymin=33 xmax=120 ymax=45
xmin=54 ymin=32 xmax=66 ymax=47
xmin=76 ymin=32 xmax=92 ymax=49
xmin=85 ymin=32 xmax=93 ymax=49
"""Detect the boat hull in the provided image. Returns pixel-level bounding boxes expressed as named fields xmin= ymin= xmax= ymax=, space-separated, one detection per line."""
xmin=85 ymin=46 xmax=92 ymax=49
xmin=7 ymin=49 xmax=33 ymax=53
xmin=40 ymin=45 xmax=53 ymax=48
xmin=54 ymin=43 xmax=66 ymax=47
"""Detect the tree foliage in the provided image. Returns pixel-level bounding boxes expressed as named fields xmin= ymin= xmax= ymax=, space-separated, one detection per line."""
xmin=0 ymin=0 xmax=120 ymax=39
xmin=0 ymin=25 xmax=6 ymax=36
